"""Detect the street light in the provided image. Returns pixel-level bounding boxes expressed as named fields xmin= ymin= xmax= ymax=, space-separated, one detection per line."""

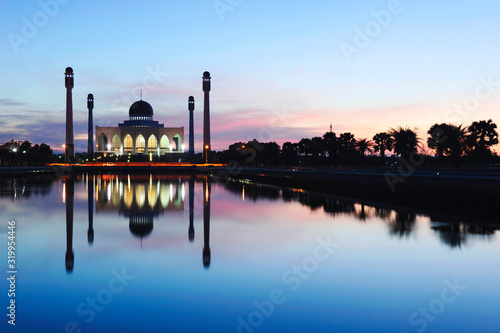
xmin=205 ymin=145 xmax=209 ymax=164
xmin=63 ymin=144 xmax=66 ymax=163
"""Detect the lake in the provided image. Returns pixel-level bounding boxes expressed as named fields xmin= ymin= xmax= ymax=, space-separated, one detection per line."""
xmin=0 ymin=173 xmax=499 ymax=333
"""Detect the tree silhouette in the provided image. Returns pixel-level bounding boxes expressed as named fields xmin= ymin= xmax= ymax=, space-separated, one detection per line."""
xmin=446 ymin=125 xmax=468 ymax=166
xmin=355 ymin=138 xmax=373 ymax=166
xmin=390 ymin=127 xmax=419 ymax=161
xmin=311 ymin=136 xmax=324 ymax=165
xmin=298 ymin=138 xmax=313 ymax=165
xmin=427 ymin=123 xmax=467 ymax=165
xmin=466 ymin=119 xmax=498 ymax=162
xmin=282 ymin=142 xmax=298 ymax=166
xmin=427 ymin=123 xmax=449 ymax=161
xmin=322 ymin=132 xmax=338 ymax=165
xmin=339 ymin=132 xmax=356 ymax=164
xmin=373 ymin=132 xmax=393 ymax=165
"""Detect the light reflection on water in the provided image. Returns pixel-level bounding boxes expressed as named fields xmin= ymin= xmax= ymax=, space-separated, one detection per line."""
xmin=0 ymin=174 xmax=499 ymax=333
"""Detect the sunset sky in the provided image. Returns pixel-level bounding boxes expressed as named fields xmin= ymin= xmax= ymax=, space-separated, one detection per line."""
xmin=1 ymin=0 xmax=500 ymax=153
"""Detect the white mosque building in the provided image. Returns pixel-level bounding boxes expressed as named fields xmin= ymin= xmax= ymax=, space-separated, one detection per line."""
xmin=95 ymin=100 xmax=184 ymax=156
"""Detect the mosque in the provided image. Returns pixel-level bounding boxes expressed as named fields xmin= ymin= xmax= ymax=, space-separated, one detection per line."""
xmin=95 ymin=100 xmax=184 ymax=156
xmin=64 ymin=67 xmax=211 ymax=161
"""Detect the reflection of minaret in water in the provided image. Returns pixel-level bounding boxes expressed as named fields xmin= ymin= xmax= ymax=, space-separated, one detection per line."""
xmin=188 ymin=176 xmax=195 ymax=242
xmin=88 ymin=174 xmax=94 ymax=244
xmin=65 ymin=175 xmax=75 ymax=273
xmin=203 ymin=179 xmax=211 ymax=268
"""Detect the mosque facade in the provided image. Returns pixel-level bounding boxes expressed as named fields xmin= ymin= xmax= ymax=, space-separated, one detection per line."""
xmin=95 ymin=100 xmax=184 ymax=156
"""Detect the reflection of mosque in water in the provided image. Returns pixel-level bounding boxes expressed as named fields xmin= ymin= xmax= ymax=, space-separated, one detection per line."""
xmin=64 ymin=174 xmax=212 ymax=273
xmin=95 ymin=174 xmax=186 ymax=239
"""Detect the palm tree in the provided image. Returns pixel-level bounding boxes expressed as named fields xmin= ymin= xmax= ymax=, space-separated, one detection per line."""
xmin=466 ymin=119 xmax=498 ymax=161
xmin=446 ymin=125 xmax=468 ymax=166
xmin=427 ymin=123 xmax=468 ymax=165
xmin=389 ymin=127 xmax=419 ymax=161
xmin=427 ymin=123 xmax=449 ymax=161
xmin=356 ymin=138 xmax=373 ymax=166
xmin=373 ymin=132 xmax=393 ymax=165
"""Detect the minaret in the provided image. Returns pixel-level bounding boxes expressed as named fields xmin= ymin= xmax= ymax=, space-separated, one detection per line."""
xmin=65 ymin=67 xmax=74 ymax=162
xmin=188 ymin=96 xmax=195 ymax=160
xmin=202 ymin=71 xmax=211 ymax=162
xmin=65 ymin=175 xmax=75 ymax=272
xmin=203 ymin=178 xmax=211 ymax=268
xmin=87 ymin=94 xmax=94 ymax=160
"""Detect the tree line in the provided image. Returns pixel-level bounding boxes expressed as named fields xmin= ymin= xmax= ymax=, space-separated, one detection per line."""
xmin=0 ymin=140 xmax=53 ymax=166
xmin=217 ymin=119 xmax=498 ymax=167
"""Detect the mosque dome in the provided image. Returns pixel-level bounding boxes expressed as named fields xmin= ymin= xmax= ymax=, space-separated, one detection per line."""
xmin=129 ymin=100 xmax=153 ymax=116
xmin=129 ymin=214 xmax=153 ymax=238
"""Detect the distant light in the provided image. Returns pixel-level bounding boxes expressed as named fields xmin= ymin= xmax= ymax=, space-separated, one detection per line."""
xmin=107 ymin=143 xmax=111 ymax=151
xmin=12 ymin=148 xmax=17 ymax=153
xmin=22 ymin=151 xmax=26 ymax=154
xmin=181 ymin=144 xmax=185 ymax=151
xmin=205 ymin=145 xmax=209 ymax=150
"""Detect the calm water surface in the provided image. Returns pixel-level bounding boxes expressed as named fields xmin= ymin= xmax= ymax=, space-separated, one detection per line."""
xmin=0 ymin=174 xmax=499 ymax=333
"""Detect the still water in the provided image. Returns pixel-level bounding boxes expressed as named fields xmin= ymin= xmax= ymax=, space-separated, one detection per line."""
xmin=0 ymin=173 xmax=499 ymax=333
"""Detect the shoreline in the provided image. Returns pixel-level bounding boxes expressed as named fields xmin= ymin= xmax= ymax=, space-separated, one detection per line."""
xmin=2 ymin=164 xmax=499 ymax=197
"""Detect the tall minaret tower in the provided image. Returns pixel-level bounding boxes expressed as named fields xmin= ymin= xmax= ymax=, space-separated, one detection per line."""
xmin=188 ymin=96 xmax=195 ymax=160
xmin=202 ymin=71 xmax=211 ymax=162
xmin=65 ymin=67 xmax=74 ymax=162
xmin=87 ymin=94 xmax=94 ymax=159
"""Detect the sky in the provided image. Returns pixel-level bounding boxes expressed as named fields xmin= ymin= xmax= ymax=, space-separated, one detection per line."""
xmin=1 ymin=0 xmax=500 ymax=153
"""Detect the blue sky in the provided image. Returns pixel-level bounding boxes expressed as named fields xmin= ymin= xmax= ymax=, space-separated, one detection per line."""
xmin=1 ymin=0 xmax=500 ymax=152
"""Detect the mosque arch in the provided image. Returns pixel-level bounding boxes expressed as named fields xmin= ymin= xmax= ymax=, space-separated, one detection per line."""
xmin=136 ymin=134 xmax=146 ymax=154
xmin=173 ymin=133 xmax=182 ymax=152
xmin=98 ymin=134 xmax=108 ymax=151
xmin=111 ymin=134 xmax=121 ymax=152
xmin=160 ymin=135 xmax=169 ymax=149
xmin=148 ymin=135 xmax=158 ymax=153
xmin=123 ymin=134 xmax=133 ymax=153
